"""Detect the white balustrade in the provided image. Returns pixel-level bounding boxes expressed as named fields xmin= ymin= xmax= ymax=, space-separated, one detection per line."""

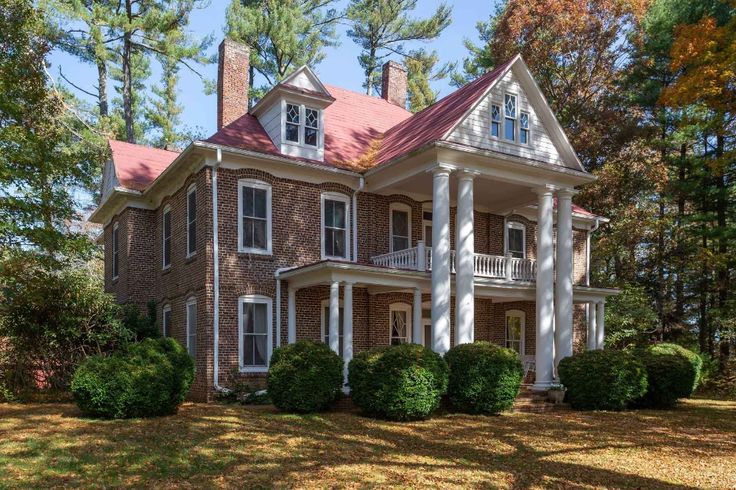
xmin=371 ymin=247 xmax=537 ymax=281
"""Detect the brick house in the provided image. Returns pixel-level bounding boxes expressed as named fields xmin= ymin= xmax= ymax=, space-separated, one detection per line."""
xmin=90 ymin=39 xmax=617 ymax=401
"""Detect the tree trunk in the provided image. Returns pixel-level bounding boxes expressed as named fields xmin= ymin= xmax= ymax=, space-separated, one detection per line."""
xmin=674 ymin=143 xmax=686 ymax=321
xmin=123 ymin=0 xmax=134 ymax=143
xmin=97 ymin=59 xmax=108 ymax=117
xmin=715 ymin=134 xmax=730 ymax=370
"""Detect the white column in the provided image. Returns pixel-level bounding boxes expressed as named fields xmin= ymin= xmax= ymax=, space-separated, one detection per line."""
xmin=554 ymin=188 xmax=574 ymax=366
xmin=342 ymin=282 xmax=353 ymax=390
xmin=287 ymin=288 xmax=297 ymax=344
xmin=431 ymin=166 xmax=452 ymax=355
xmin=586 ymin=303 xmax=597 ymax=350
xmin=412 ymin=288 xmax=423 ymax=344
xmin=596 ymin=301 xmax=606 ymax=349
xmin=455 ymin=171 xmax=475 ymax=345
xmin=534 ymin=186 xmax=555 ymax=390
xmin=329 ymin=280 xmax=340 ymax=354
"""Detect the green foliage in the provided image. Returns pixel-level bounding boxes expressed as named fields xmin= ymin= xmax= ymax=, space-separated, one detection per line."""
xmin=120 ymin=300 xmax=159 ymax=341
xmin=444 ymin=342 xmax=523 ymax=414
xmin=71 ymin=337 xmax=194 ymax=419
xmin=267 ymin=340 xmax=344 ymax=413
xmin=605 ymin=285 xmax=659 ymax=349
xmin=346 ymin=0 xmax=452 ymax=94
xmin=558 ymin=350 xmax=648 ymax=411
xmin=0 ymin=256 xmax=132 ymax=397
xmin=404 ymin=48 xmax=455 ymax=112
xmin=636 ymin=343 xmax=702 ymax=408
xmin=348 ymin=344 xmax=448 ymax=421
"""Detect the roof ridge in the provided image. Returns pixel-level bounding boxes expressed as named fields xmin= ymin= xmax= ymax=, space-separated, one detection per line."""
xmin=109 ymin=139 xmax=181 ymax=154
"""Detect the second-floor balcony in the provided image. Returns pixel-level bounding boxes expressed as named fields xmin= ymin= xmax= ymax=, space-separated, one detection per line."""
xmin=370 ymin=242 xmax=537 ymax=282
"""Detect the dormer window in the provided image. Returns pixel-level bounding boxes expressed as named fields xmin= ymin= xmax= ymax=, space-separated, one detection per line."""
xmin=491 ymin=104 xmax=501 ymax=137
xmin=284 ymin=102 xmax=321 ymax=148
xmin=504 ymin=94 xmax=516 ymax=141
xmin=520 ymin=111 xmax=530 ymax=144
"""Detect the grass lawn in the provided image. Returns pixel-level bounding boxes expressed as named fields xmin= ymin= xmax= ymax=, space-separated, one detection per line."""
xmin=0 ymin=399 xmax=734 ymax=489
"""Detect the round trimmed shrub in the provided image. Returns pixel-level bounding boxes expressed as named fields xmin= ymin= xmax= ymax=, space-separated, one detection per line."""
xmin=558 ymin=349 xmax=647 ymax=411
xmin=636 ymin=343 xmax=702 ymax=408
xmin=445 ymin=342 xmax=523 ymax=414
xmin=71 ymin=338 xmax=194 ymax=418
xmin=267 ymin=340 xmax=344 ymax=413
xmin=348 ymin=343 xmax=448 ymax=421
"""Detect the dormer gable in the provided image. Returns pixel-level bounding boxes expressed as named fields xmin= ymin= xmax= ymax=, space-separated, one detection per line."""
xmin=251 ymin=66 xmax=335 ymax=162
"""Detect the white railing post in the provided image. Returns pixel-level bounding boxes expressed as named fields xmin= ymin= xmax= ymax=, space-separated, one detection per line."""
xmin=505 ymin=253 xmax=514 ymax=281
xmin=417 ymin=241 xmax=426 ymax=271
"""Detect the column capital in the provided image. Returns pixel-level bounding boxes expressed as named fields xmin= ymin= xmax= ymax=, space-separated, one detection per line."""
xmin=456 ymin=168 xmax=480 ymax=181
xmin=427 ymin=163 xmax=455 ymax=176
xmin=532 ymin=184 xmax=557 ymax=196
xmin=556 ymin=187 xmax=579 ymax=199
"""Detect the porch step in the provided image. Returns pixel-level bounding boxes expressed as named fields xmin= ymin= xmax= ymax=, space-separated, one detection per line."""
xmin=512 ymin=388 xmax=571 ymax=414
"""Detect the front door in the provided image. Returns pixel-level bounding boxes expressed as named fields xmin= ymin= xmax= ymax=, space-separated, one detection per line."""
xmin=422 ymin=319 xmax=432 ymax=349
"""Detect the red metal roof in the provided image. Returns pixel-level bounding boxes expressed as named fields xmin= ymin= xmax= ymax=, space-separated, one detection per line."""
xmin=108 ymin=140 xmax=179 ymax=192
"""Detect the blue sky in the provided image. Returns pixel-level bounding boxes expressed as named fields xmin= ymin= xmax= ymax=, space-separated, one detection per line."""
xmin=48 ymin=0 xmax=498 ymax=139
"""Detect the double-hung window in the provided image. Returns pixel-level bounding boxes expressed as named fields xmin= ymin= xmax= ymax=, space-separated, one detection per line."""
xmin=422 ymin=209 xmax=433 ymax=247
xmin=520 ymin=111 xmax=530 ymax=144
xmin=322 ymin=193 xmax=349 ymax=260
xmin=390 ymin=203 xmax=411 ymax=252
xmin=186 ymin=185 xmax=196 ymax=257
xmin=111 ymin=222 xmax=119 ymax=280
xmin=186 ymin=297 xmax=197 ymax=357
xmin=162 ymin=205 xmax=171 ymax=268
xmin=491 ymin=104 xmax=501 ymax=137
xmin=505 ymin=310 xmax=525 ymax=355
xmin=239 ymin=295 xmax=272 ymax=372
xmin=504 ymin=94 xmax=516 ymax=141
xmin=285 ymin=102 xmax=321 ymax=147
xmin=506 ymin=222 xmax=526 ymax=259
xmin=390 ymin=304 xmax=411 ymax=345
xmin=162 ymin=304 xmax=171 ymax=338
xmin=321 ymin=300 xmax=344 ymax=356
xmin=239 ymin=180 xmax=272 ymax=254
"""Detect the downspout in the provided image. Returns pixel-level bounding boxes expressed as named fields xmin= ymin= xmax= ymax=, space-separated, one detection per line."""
xmin=212 ymin=148 xmax=224 ymax=392
xmin=353 ymin=176 xmax=365 ymax=262
xmin=585 ymin=217 xmax=600 ymax=335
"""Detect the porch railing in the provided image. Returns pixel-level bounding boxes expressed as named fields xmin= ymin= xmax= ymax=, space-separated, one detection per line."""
xmin=371 ymin=241 xmax=537 ymax=281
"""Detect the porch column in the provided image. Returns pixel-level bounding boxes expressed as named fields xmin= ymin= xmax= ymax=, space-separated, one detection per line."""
xmin=587 ymin=302 xmax=597 ymax=350
xmin=343 ymin=282 xmax=353 ymax=390
xmin=287 ymin=288 xmax=297 ymax=344
xmin=431 ymin=165 xmax=452 ymax=355
xmin=554 ymin=188 xmax=574 ymax=365
xmin=412 ymin=287 xmax=423 ymax=344
xmin=329 ymin=280 xmax=340 ymax=354
xmin=534 ymin=185 xmax=555 ymax=390
xmin=455 ymin=170 xmax=475 ymax=345
xmin=596 ymin=301 xmax=606 ymax=349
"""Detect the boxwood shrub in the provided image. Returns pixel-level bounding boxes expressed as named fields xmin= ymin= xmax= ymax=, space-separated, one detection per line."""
xmin=558 ymin=349 xmax=647 ymax=411
xmin=635 ymin=343 xmax=702 ymax=408
xmin=267 ymin=340 xmax=344 ymax=413
xmin=348 ymin=343 xmax=448 ymax=421
xmin=71 ymin=338 xmax=194 ymax=418
xmin=445 ymin=342 xmax=523 ymax=414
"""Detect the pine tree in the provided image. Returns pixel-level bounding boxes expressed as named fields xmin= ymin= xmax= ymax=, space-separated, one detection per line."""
xmin=226 ymin=0 xmax=342 ymax=103
xmin=346 ymin=0 xmax=452 ymax=95
xmin=404 ymin=49 xmax=454 ymax=112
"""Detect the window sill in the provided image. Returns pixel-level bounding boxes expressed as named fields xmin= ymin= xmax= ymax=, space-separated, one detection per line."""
xmin=162 ymin=266 xmax=172 ymax=275
xmin=185 ymin=254 xmax=197 ymax=265
xmin=239 ymin=367 xmax=268 ymax=374
xmin=111 ymin=276 xmax=119 ymax=284
xmin=238 ymin=248 xmax=272 ymax=256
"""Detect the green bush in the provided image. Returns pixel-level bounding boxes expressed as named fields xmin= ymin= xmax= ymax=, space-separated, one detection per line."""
xmin=71 ymin=338 xmax=194 ymax=418
xmin=445 ymin=342 xmax=523 ymax=414
xmin=267 ymin=340 xmax=344 ymax=413
xmin=348 ymin=343 xmax=448 ymax=421
xmin=636 ymin=343 xmax=702 ymax=408
xmin=558 ymin=349 xmax=647 ymax=411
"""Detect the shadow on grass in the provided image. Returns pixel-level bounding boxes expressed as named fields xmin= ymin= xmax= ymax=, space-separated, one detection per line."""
xmin=0 ymin=399 xmax=733 ymax=488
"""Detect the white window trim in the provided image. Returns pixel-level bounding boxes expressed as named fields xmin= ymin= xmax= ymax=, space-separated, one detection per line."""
xmin=320 ymin=298 xmax=344 ymax=352
xmin=186 ymin=297 xmax=197 ymax=356
xmin=283 ymin=101 xmax=323 ymax=150
xmin=111 ymin=222 xmax=119 ymax=280
xmin=389 ymin=202 xmax=412 ymax=252
xmin=505 ymin=309 xmax=526 ymax=355
xmin=162 ymin=204 xmax=172 ymax=270
xmin=238 ymin=294 xmax=273 ymax=373
xmin=520 ymin=110 xmax=531 ymax=146
xmin=505 ymin=221 xmax=526 ymax=258
xmin=490 ymin=103 xmax=502 ymax=138
xmin=504 ymin=92 xmax=517 ymax=143
xmin=186 ymin=184 xmax=197 ymax=258
xmin=162 ymin=304 xmax=171 ymax=337
xmin=389 ymin=303 xmax=412 ymax=345
xmin=422 ymin=204 xmax=432 ymax=245
xmin=237 ymin=179 xmax=273 ymax=255
xmin=321 ymin=192 xmax=351 ymax=260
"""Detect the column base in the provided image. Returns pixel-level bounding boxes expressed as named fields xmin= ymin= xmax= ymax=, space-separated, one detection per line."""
xmin=530 ymin=381 xmax=554 ymax=392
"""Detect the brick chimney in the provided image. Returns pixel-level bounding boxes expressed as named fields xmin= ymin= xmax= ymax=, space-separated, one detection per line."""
xmin=381 ymin=60 xmax=407 ymax=108
xmin=217 ymin=39 xmax=250 ymax=130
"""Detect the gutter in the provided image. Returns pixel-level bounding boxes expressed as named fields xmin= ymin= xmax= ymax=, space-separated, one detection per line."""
xmin=353 ymin=177 xmax=365 ymax=262
xmin=212 ymin=148 xmax=225 ymax=392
